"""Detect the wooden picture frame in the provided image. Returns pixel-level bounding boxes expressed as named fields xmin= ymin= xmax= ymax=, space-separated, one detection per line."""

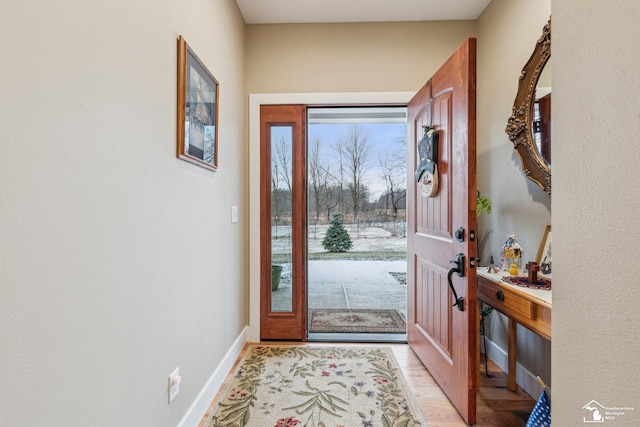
xmin=177 ymin=36 xmax=219 ymax=171
xmin=536 ymin=224 xmax=552 ymax=277
xmin=505 ymin=18 xmax=551 ymax=196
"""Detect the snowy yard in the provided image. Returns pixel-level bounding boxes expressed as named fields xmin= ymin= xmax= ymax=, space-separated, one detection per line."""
xmin=271 ymin=223 xmax=408 ymax=318
xmin=272 ymin=223 xmax=407 ymax=256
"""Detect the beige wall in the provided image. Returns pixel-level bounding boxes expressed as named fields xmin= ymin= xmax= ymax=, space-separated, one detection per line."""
xmin=0 ymin=0 xmax=246 ymax=425
xmin=553 ymin=1 xmax=640 ymax=425
xmin=476 ymin=0 xmax=551 ymax=395
xmin=246 ymin=21 xmax=476 ymax=94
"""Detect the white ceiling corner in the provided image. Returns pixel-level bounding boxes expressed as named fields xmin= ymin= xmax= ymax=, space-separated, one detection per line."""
xmin=235 ymin=0 xmax=492 ymax=24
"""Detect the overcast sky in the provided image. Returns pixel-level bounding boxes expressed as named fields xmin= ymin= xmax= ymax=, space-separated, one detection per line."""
xmin=309 ymin=122 xmax=406 ymax=201
xmin=270 ymin=121 xmax=407 ymax=201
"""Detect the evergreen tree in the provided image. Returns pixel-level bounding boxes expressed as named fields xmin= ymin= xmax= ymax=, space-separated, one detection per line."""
xmin=322 ymin=213 xmax=353 ymax=253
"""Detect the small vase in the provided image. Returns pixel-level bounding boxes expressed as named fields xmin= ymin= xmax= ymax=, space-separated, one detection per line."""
xmin=509 ymin=263 xmax=519 ymax=276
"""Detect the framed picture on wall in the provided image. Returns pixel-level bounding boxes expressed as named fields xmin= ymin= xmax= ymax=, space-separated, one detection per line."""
xmin=536 ymin=224 xmax=552 ymax=277
xmin=176 ymin=36 xmax=219 ymax=171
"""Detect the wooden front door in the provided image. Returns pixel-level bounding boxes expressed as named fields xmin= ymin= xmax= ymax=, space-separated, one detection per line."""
xmin=260 ymin=105 xmax=307 ymax=340
xmin=407 ymin=38 xmax=478 ymax=424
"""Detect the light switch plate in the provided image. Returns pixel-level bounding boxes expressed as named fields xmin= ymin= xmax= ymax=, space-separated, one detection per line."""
xmin=231 ymin=206 xmax=238 ymax=223
xmin=168 ymin=367 xmax=180 ymax=404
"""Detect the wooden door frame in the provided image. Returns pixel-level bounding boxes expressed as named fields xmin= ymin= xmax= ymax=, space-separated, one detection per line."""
xmin=247 ymin=92 xmax=414 ymax=342
xmin=259 ymin=105 xmax=307 ymax=340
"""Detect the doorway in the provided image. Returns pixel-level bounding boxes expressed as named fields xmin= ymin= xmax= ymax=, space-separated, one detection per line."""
xmin=305 ymin=106 xmax=408 ymax=342
xmin=248 ymin=92 xmax=414 ymax=344
xmin=259 ymin=102 xmax=409 ymax=342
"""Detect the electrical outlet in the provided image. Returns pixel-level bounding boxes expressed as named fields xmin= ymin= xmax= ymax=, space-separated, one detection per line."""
xmin=168 ymin=367 xmax=181 ymax=404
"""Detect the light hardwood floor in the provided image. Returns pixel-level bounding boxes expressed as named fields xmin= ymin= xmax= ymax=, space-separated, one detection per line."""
xmin=199 ymin=343 xmax=535 ymax=426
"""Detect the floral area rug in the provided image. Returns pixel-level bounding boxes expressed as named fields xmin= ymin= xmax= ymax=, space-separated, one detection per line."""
xmin=308 ymin=309 xmax=406 ymax=334
xmin=203 ymin=345 xmax=427 ymax=427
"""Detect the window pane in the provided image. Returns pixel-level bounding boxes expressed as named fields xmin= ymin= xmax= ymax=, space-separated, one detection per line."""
xmin=271 ymin=125 xmax=293 ymax=312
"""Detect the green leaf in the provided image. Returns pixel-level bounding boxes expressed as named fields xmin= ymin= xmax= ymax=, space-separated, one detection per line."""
xmin=290 ymin=390 xmax=314 ymax=398
xmin=328 ymin=381 xmax=347 ymax=389
xmin=476 ymin=195 xmax=492 ymax=217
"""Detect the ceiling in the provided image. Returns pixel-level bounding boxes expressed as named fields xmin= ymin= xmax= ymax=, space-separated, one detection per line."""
xmin=235 ymin=0 xmax=492 ymax=24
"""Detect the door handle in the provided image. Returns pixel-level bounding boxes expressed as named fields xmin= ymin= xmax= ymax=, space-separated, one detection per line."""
xmin=447 ymin=253 xmax=465 ymax=311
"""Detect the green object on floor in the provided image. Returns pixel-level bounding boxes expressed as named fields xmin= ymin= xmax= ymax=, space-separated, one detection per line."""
xmin=271 ymin=265 xmax=282 ymax=290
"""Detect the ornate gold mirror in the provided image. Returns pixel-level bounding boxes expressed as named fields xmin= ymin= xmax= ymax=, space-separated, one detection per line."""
xmin=506 ymin=18 xmax=551 ymax=196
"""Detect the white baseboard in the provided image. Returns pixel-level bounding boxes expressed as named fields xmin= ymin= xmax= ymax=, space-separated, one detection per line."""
xmin=177 ymin=327 xmax=248 ymax=427
xmin=482 ymin=337 xmax=550 ymax=399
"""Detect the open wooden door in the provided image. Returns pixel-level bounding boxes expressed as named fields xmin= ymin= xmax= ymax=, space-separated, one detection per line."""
xmin=407 ymin=38 xmax=478 ymax=424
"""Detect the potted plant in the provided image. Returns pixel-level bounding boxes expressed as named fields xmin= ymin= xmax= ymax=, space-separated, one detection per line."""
xmin=476 ymin=194 xmax=491 ymax=217
xmin=476 ymin=192 xmax=492 ymax=265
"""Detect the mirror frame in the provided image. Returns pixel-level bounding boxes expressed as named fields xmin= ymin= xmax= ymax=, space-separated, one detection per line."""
xmin=506 ymin=18 xmax=551 ymax=196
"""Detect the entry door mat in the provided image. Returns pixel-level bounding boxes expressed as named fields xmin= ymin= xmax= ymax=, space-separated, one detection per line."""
xmin=203 ymin=345 xmax=427 ymax=427
xmin=309 ymin=308 xmax=407 ymax=334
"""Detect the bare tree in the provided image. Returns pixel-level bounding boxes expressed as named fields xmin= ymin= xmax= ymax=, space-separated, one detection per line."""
xmin=334 ymin=125 xmax=373 ymax=220
xmin=308 ymin=135 xmax=345 ymax=223
xmin=309 ymin=136 xmax=333 ymax=223
xmin=275 ymin=136 xmax=292 ymax=195
xmin=271 ymin=136 xmax=292 ymax=226
xmin=379 ymin=135 xmax=407 ymax=217
xmin=321 ymin=183 xmax=340 ymax=223
xmin=329 ymin=141 xmax=346 ymax=216
xmin=271 ymin=147 xmax=282 ymax=227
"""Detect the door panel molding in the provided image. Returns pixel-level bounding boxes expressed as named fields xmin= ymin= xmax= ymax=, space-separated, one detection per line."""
xmin=415 ymin=259 xmax=454 ymax=358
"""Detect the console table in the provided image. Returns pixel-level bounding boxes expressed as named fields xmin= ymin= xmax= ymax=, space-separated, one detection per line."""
xmin=477 ymin=269 xmax=551 ymax=391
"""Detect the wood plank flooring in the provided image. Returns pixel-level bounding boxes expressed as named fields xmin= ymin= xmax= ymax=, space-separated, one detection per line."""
xmin=199 ymin=343 xmax=535 ymax=426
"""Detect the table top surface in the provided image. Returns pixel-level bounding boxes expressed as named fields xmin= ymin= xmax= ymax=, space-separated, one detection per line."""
xmin=477 ymin=268 xmax=552 ymax=307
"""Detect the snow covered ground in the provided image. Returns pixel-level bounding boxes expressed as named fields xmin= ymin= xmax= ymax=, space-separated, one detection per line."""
xmin=273 ymin=223 xmax=407 ymax=255
xmin=270 ymin=224 xmax=408 ymax=319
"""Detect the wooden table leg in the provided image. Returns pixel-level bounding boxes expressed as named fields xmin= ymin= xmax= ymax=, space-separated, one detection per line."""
xmin=507 ymin=318 xmax=518 ymax=391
